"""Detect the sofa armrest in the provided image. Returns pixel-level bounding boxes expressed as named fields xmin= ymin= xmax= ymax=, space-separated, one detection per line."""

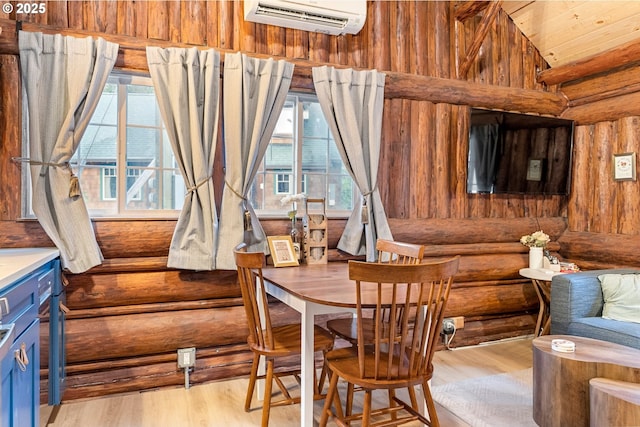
xmin=550 ymin=269 xmax=640 ymax=335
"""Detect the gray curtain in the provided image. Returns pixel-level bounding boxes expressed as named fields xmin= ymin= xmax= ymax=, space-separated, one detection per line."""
xmin=216 ymin=53 xmax=294 ymax=270
xmin=147 ymin=47 xmax=221 ymax=270
xmin=312 ymin=66 xmax=392 ymax=261
xmin=467 ymin=124 xmax=500 ymax=193
xmin=19 ymin=31 xmax=118 ymax=273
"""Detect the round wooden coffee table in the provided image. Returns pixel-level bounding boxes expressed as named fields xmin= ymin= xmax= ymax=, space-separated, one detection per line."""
xmin=533 ymin=335 xmax=640 ymax=427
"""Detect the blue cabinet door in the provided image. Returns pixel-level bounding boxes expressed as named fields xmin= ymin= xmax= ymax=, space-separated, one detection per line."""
xmin=1 ymin=320 xmax=40 ymax=427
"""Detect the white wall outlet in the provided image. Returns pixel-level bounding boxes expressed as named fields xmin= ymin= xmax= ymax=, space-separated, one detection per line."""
xmin=177 ymin=347 xmax=196 ymax=368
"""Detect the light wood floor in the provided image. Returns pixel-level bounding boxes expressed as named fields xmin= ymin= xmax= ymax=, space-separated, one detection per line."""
xmin=41 ymin=337 xmax=533 ymax=427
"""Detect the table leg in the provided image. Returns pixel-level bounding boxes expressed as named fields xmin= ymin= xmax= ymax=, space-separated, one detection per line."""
xmin=532 ymin=279 xmax=545 ymax=336
xmin=300 ymin=307 xmax=315 ymax=427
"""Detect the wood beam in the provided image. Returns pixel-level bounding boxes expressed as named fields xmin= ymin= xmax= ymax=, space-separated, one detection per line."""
xmin=454 ymin=1 xmax=491 ymax=21
xmin=0 ymin=17 xmax=565 ymax=116
xmin=538 ymin=38 xmax=640 ymax=86
xmin=457 ymin=0 xmax=503 ymax=79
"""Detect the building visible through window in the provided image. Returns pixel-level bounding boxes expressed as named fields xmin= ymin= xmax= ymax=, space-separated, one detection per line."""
xmin=250 ymin=94 xmax=355 ymax=217
xmin=70 ymin=73 xmax=185 ymax=217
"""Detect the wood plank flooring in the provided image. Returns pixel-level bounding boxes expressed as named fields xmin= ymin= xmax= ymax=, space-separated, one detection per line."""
xmin=42 ymin=337 xmax=533 ymax=427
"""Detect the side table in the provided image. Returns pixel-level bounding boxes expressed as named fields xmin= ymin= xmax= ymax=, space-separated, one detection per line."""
xmin=519 ymin=268 xmax=562 ymax=336
xmin=533 ymin=335 xmax=640 ymax=427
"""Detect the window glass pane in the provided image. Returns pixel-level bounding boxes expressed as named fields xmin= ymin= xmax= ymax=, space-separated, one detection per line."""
xmin=252 ymin=94 xmax=355 ymax=216
xmin=69 ymin=75 xmax=184 ymax=217
xmin=127 ymin=87 xmax=161 ymax=126
xmin=303 ymin=101 xmax=328 ymax=138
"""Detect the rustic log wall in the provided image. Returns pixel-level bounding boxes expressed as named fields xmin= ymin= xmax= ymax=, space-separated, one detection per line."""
xmin=0 ymin=1 xmax=638 ymax=401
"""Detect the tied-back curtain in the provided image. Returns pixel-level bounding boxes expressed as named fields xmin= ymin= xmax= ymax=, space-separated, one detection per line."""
xmin=19 ymin=31 xmax=118 ymax=273
xmin=216 ymin=53 xmax=294 ymax=270
xmin=147 ymin=47 xmax=221 ymax=270
xmin=312 ymin=66 xmax=392 ymax=261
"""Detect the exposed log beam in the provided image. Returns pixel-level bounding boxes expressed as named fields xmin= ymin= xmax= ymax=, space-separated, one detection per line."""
xmin=560 ymin=64 xmax=640 ymax=107
xmin=561 ymin=90 xmax=640 ymax=125
xmin=538 ymin=38 xmax=640 ymax=86
xmin=0 ymin=17 xmax=566 ymax=116
xmin=454 ymin=1 xmax=491 ymax=21
xmin=458 ymin=0 xmax=503 ymax=79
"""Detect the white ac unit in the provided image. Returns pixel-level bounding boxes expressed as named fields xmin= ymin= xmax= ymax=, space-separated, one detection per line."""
xmin=244 ymin=0 xmax=366 ymax=36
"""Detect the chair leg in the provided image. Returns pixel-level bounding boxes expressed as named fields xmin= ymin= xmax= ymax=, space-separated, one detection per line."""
xmin=422 ymin=379 xmax=440 ymax=427
xmin=346 ymin=383 xmax=355 ymax=416
xmin=363 ymin=390 xmax=372 ymax=427
xmin=388 ymin=389 xmax=398 ymax=421
xmin=261 ymin=360 xmax=275 ymax=427
xmin=407 ymin=385 xmax=418 ymax=410
xmin=319 ymin=369 xmax=340 ymax=427
xmin=245 ymin=353 xmax=260 ymax=412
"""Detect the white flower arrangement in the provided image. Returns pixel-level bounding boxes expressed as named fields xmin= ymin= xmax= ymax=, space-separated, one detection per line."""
xmin=520 ymin=230 xmax=550 ymax=248
xmin=280 ymin=193 xmax=306 ymax=220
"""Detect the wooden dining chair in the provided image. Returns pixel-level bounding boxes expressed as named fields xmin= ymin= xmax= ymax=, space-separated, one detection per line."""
xmin=319 ymin=256 xmax=460 ymax=427
xmin=325 ymin=239 xmax=425 ymax=413
xmin=326 ymin=239 xmax=425 ymax=345
xmin=233 ymin=243 xmax=335 ymax=427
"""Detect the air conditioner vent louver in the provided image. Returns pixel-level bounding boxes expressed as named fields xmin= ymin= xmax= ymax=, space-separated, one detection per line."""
xmin=256 ymin=5 xmax=347 ymax=29
xmin=244 ymin=0 xmax=366 ymax=36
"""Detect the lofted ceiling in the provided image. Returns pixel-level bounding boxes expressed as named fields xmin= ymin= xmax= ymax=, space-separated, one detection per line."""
xmin=501 ymin=1 xmax=640 ymax=68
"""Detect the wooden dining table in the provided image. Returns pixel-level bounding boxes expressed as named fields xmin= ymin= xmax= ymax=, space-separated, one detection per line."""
xmin=261 ymin=261 xmax=424 ymax=427
xmin=261 ymin=262 xmax=356 ymax=427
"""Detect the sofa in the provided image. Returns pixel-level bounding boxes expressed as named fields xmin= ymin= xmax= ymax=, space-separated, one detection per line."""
xmin=550 ymin=269 xmax=640 ymax=349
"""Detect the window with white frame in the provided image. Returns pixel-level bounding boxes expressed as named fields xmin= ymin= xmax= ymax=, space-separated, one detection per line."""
xmin=68 ymin=73 xmax=185 ymax=217
xmin=250 ymin=94 xmax=356 ymax=217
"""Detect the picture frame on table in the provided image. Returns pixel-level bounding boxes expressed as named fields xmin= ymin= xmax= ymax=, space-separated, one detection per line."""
xmin=267 ymin=235 xmax=299 ymax=267
xmin=613 ymin=152 xmax=637 ymax=181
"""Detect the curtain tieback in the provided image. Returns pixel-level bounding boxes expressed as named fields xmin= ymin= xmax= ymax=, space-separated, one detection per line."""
xmin=186 ymin=176 xmax=212 ymax=195
xmin=360 ymin=188 xmax=376 ymax=225
xmin=224 ymin=180 xmax=252 ymax=231
xmin=12 ymin=157 xmax=81 ymax=199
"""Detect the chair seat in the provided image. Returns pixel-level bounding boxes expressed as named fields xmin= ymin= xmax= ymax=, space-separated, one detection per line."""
xmin=248 ymin=323 xmax=334 ymax=357
xmin=325 ymin=348 xmax=432 ymax=390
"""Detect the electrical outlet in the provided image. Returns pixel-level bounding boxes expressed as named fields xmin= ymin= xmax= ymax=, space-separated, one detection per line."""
xmin=441 ymin=316 xmax=464 ymax=334
xmin=177 ymin=347 xmax=196 ymax=368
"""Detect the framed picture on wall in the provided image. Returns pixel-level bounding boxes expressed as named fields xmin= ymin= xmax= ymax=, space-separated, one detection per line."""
xmin=267 ymin=236 xmax=299 ymax=267
xmin=613 ymin=152 xmax=637 ymax=181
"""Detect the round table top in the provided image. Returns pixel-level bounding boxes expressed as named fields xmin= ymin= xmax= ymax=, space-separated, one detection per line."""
xmin=519 ymin=267 xmax=563 ymax=281
xmin=533 ymin=334 xmax=640 ymax=367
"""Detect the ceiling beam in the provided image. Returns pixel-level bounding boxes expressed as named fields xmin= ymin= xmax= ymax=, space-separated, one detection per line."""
xmin=457 ymin=0 xmax=503 ymax=79
xmin=454 ymin=1 xmax=491 ymax=21
xmin=538 ymin=39 xmax=640 ymax=86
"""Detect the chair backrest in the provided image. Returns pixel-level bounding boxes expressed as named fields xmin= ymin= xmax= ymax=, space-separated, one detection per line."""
xmin=234 ymin=243 xmax=274 ymax=350
xmin=376 ymin=239 xmax=424 ymax=265
xmin=348 ymin=256 xmax=460 ymax=381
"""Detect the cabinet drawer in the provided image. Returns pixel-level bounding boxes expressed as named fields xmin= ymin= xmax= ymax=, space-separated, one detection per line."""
xmin=0 ymin=272 xmax=39 ymax=341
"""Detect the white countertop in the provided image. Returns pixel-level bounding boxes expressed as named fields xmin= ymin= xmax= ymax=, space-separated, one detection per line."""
xmin=0 ymin=248 xmax=60 ymax=292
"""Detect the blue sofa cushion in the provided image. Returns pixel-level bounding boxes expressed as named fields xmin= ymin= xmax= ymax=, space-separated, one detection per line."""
xmin=567 ymin=317 xmax=640 ymax=349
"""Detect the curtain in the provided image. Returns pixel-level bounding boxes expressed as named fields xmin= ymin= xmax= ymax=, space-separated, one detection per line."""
xmin=216 ymin=53 xmax=294 ymax=270
xmin=147 ymin=47 xmax=221 ymax=270
xmin=312 ymin=66 xmax=392 ymax=261
xmin=19 ymin=31 xmax=118 ymax=273
xmin=467 ymin=124 xmax=500 ymax=193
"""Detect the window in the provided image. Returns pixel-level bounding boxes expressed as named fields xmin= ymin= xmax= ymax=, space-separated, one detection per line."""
xmin=69 ymin=73 xmax=185 ymax=217
xmin=250 ymin=94 xmax=356 ymax=217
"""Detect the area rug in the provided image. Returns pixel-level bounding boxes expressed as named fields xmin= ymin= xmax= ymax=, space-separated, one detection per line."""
xmin=431 ymin=368 xmax=536 ymax=427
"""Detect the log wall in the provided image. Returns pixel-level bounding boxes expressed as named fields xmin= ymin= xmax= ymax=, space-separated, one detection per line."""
xmin=0 ymin=1 xmax=638 ymax=401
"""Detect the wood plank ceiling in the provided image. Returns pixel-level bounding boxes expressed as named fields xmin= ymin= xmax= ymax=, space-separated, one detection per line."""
xmin=501 ymin=1 xmax=640 ymax=68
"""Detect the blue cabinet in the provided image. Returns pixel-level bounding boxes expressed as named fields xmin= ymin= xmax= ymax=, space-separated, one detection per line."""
xmin=1 ymin=320 xmax=39 ymax=427
xmin=0 ymin=251 xmax=60 ymax=427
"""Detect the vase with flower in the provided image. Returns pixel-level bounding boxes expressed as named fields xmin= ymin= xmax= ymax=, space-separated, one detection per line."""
xmin=520 ymin=230 xmax=550 ymax=269
xmin=280 ymin=193 xmax=306 ymax=261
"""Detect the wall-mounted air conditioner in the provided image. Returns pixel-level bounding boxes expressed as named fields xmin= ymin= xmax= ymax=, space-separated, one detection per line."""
xmin=244 ymin=0 xmax=367 ymax=36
